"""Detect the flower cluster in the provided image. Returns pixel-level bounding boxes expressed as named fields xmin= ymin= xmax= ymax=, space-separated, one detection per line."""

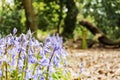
xmin=0 ymin=28 xmax=67 ymax=80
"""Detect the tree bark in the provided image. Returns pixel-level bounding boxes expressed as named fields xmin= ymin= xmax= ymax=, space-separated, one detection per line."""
xmin=62 ymin=0 xmax=78 ymax=38
xmin=22 ymin=0 xmax=38 ymax=33
xmin=80 ymin=20 xmax=120 ymax=46
xmin=57 ymin=0 xmax=63 ymax=34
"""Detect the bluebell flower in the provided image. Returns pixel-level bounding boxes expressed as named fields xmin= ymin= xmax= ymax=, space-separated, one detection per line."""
xmin=33 ymin=75 xmax=38 ymax=80
xmin=28 ymin=55 xmax=37 ymax=64
xmin=0 ymin=61 xmax=2 ymax=65
xmin=13 ymin=28 xmax=17 ymax=35
xmin=18 ymin=59 xmax=24 ymax=72
xmin=26 ymin=29 xmax=33 ymax=40
xmin=48 ymin=64 xmax=55 ymax=73
xmin=8 ymin=48 xmax=17 ymax=70
xmin=40 ymin=58 xmax=49 ymax=66
xmin=53 ymin=55 xmax=60 ymax=67
xmin=33 ymin=74 xmax=39 ymax=80
xmin=0 ymin=70 xmax=2 ymax=77
xmin=40 ymin=76 xmax=45 ymax=80
xmin=33 ymin=66 xmax=43 ymax=80
xmin=0 ymin=50 xmax=2 ymax=55
xmin=79 ymin=62 xmax=84 ymax=74
xmin=0 ymin=28 xmax=67 ymax=80
xmin=25 ymin=69 xmax=33 ymax=80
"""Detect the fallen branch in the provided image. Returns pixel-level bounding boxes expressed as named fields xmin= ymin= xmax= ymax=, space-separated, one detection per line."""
xmin=79 ymin=20 xmax=120 ymax=46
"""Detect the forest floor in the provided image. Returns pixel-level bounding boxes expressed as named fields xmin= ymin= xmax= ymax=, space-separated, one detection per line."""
xmin=66 ymin=48 xmax=120 ymax=80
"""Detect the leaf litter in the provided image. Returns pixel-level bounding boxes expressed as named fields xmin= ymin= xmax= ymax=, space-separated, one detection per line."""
xmin=65 ymin=48 xmax=120 ymax=80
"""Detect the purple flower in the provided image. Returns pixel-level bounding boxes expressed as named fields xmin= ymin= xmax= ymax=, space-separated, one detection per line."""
xmin=13 ymin=28 xmax=17 ymax=35
xmin=48 ymin=64 xmax=55 ymax=73
xmin=40 ymin=58 xmax=49 ymax=66
xmin=0 ymin=70 xmax=2 ymax=77
xmin=25 ymin=69 xmax=33 ymax=79
xmin=53 ymin=56 xmax=60 ymax=66
xmin=11 ymin=52 xmax=16 ymax=67
xmin=26 ymin=29 xmax=33 ymax=39
xmin=40 ymin=76 xmax=45 ymax=80
xmin=79 ymin=62 xmax=84 ymax=74
xmin=28 ymin=55 xmax=37 ymax=63
xmin=33 ymin=74 xmax=39 ymax=80
xmin=0 ymin=28 xmax=67 ymax=80
xmin=18 ymin=59 xmax=24 ymax=72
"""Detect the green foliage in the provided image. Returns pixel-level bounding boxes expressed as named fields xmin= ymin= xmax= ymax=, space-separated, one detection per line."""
xmin=33 ymin=1 xmax=65 ymax=31
xmin=0 ymin=0 xmax=26 ymax=36
xmin=81 ymin=0 xmax=120 ymax=39
xmin=52 ymin=69 xmax=73 ymax=80
xmin=0 ymin=0 xmax=120 ymax=41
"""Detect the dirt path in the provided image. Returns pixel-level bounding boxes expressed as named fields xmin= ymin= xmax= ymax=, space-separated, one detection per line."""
xmin=66 ymin=48 xmax=120 ymax=80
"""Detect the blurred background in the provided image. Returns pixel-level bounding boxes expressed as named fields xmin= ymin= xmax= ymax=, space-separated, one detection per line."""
xmin=0 ymin=0 xmax=120 ymax=48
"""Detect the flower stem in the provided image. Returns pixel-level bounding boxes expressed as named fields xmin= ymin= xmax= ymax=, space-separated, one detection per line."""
xmin=1 ymin=62 xmax=4 ymax=80
xmin=46 ymin=49 xmax=55 ymax=80
xmin=16 ymin=51 xmax=21 ymax=80
xmin=4 ymin=62 xmax=8 ymax=80
xmin=25 ymin=56 xmax=28 ymax=78
xmin=23 ymin=44 xmax=29 ymax=80
xmin=33 ymin=52 xmax=39 ymax=75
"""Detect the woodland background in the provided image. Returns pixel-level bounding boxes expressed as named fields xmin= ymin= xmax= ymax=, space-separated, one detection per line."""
xmin=0 ymin=1 xmax=120 ymax=80
xmin=0 ymin=0 xmax=120 ymax=48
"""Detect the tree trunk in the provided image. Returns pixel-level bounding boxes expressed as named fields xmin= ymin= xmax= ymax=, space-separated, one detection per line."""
xmin=57 ymin=0 xmax=63 ymax=34
xmin=62 ymin=0 xmax=78 ymax=38
xmin=22 ymin=0 xmax=38 ymax=33
xmin=80 ymin=20 xmax=120 ymax=46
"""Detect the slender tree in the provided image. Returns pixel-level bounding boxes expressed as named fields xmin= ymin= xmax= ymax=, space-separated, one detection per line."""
xmin=57 ymin=0 xmax=63 ymax=34
xmin=62 ymin=0 xmax=78 ymax=38
xmin=22 ymin=0 xmax=38 ymax=33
